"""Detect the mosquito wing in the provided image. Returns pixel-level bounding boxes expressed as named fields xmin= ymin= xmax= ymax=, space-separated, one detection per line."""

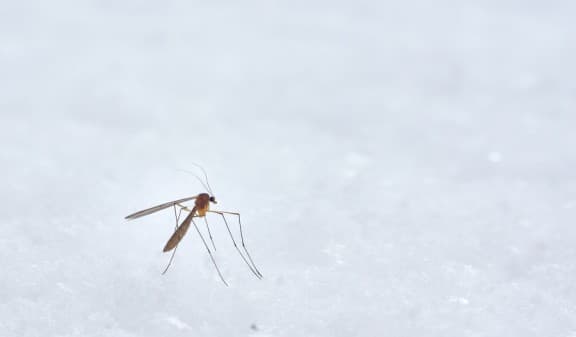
xmin=163 ymin=209 xmax=196 ymax=252
xmin=125 ymin=196 xmax=198 ymax=220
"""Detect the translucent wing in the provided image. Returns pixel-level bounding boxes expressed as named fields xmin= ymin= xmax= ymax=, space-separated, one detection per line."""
xmin=163 ymin=209 xmax=196 ymax=252
xmin=125 ymin=196 xmax=197 ymax=220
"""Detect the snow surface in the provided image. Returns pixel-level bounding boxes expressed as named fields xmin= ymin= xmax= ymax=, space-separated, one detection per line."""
xmin=1 ymin=1 xmax=576 ymax=336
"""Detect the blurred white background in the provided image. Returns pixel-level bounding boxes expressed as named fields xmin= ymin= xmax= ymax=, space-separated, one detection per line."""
xmin=1 ymin=1 xmax=575 ymax=336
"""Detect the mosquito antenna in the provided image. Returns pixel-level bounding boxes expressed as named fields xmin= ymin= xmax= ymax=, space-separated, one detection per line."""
xmin=176 ymin=169 xmax=211 ymax=194
xmin=190 ymin=162 xmax=214 ymax=196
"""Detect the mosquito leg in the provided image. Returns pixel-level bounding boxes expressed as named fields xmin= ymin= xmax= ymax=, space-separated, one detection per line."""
xmin=162 ymin=246 xmax=178 ymax=275
xmin=162 ymin=205 xmax=185 ymax=275
xmin=173 ymin=204 xmax=185 ymax=230
xmin=204 ymin=217 xmax=217 ymax=252
xmin=208 ymin=210 xmax=263 ymax=278
xmin=213 ymin=212 xmax=261 ymax=279
xmin=176 ymin=203 xmax=191 ymax=213
xmin=191 ymin=218 xmax=229 ymax=286
xmin=234 ymin=213 xmax=263 ymax=278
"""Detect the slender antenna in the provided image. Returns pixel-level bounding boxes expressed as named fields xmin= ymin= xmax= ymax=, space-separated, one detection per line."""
xmin=190 ymin=162 xmax=214 ymax=196
xmin=176 ymin=169 xmax=211 ymax=194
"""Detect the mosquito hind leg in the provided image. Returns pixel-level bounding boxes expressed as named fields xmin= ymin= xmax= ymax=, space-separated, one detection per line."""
xmin=162 ymin=246 xmax=179 ymax=275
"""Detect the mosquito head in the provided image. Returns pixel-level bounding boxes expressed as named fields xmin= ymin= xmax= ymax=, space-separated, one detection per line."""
xmin=209 ymin=196 xmax=217 ymax=204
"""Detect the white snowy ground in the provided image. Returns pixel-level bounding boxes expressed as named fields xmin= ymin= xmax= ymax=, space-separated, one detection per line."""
xmin=1 ymin=1 xmax=576 ymax=336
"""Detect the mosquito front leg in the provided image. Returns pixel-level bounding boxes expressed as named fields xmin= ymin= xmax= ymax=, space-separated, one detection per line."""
xmin=208 ymin=210 xmax=263 ymax=278
xmin=208 ymin=211 xmax=262 ymax=279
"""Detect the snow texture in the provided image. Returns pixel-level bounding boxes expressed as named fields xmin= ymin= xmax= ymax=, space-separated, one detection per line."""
xmin=1 ymin=1 xmax=576 ymax=336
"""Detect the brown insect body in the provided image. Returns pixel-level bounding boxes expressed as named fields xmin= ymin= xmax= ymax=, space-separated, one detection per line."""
xmin=162 ymin=193 xmax=215 ymax=252
xmin=162 ymin=209 xmax=193 ymax=252
xmin=194 ymin=193 xmax=212 ymax=217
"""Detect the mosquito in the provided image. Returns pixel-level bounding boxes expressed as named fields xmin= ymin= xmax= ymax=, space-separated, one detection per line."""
xmin=124 ymin=166 xmax=262 ymax=286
